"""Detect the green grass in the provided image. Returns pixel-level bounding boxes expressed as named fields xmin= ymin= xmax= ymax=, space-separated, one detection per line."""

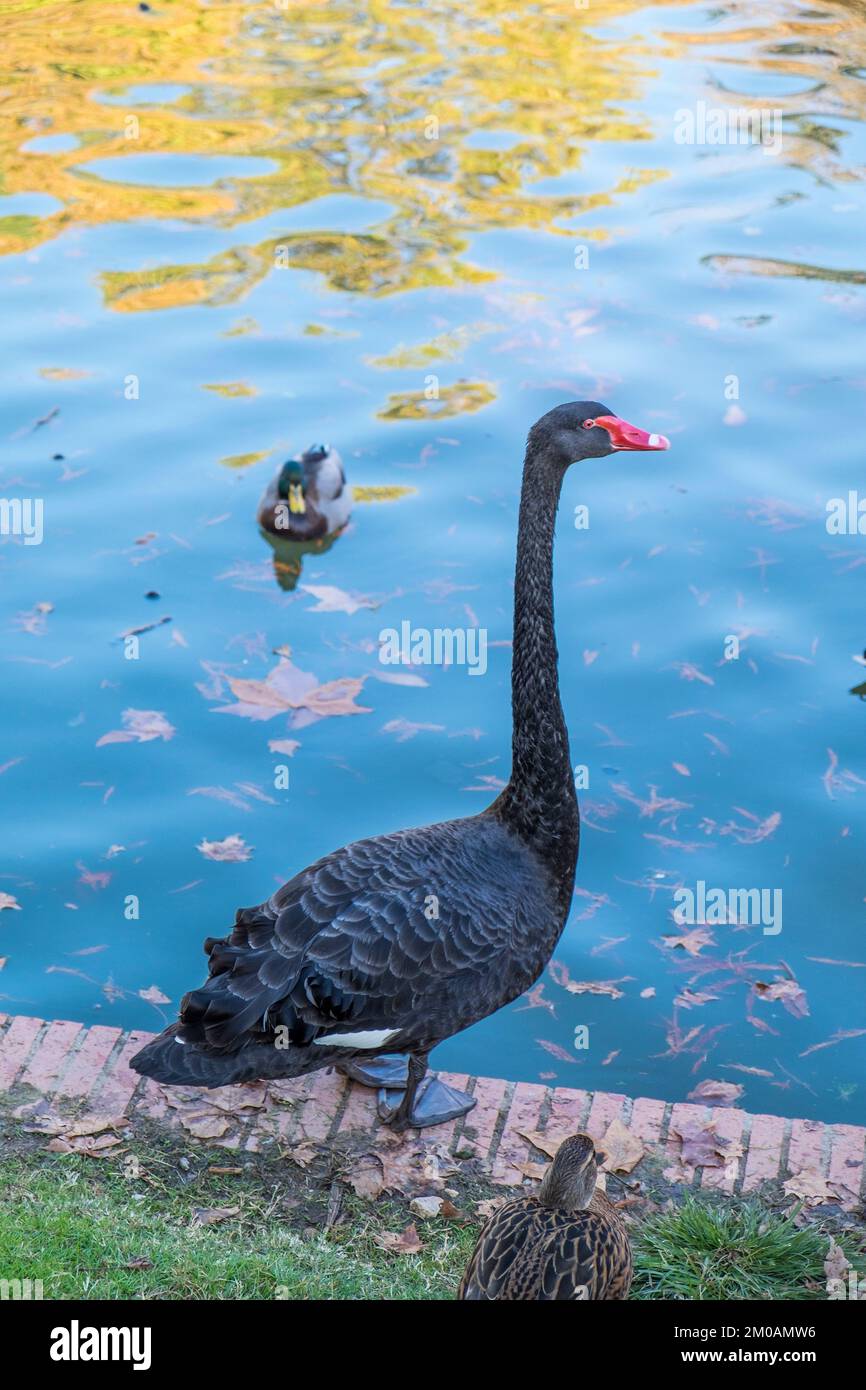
xmin=1 ymin=1144 xmax=862 ymax=1300
xmin=0 ymin=1155 xmax=477 ymax=1300
xmin=632 ymin=1196 xmax=864 ymax=1301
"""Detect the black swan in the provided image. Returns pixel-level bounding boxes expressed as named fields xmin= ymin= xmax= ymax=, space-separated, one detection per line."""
xmin=132 ymin=403 xmax=669 ymax=1129
xmin=458 ymin=1133 xmax=633 ymax=1300
xmin=257 ymin=443 xmax=351 ymax=540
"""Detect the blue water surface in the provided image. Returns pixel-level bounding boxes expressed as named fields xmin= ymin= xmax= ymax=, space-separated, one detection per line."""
xmin=1 ymin=0 xmax=864 ymax=1125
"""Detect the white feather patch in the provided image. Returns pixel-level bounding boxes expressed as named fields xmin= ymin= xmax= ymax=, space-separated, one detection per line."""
xmin=313 ymin=1028 xmax=399 ymax=1049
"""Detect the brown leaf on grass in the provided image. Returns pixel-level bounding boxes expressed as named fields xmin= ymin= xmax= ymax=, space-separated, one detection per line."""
xmin=600 ymin=1118 xmax=645 ymax=1174
xmin=63 ymin=1114 xmax=127 ymax=1138
xmin=783 ymin=1169 xmax=837 ymax=1205
xmin=476 ymin=1196 xmax=510 ymax=1220
xmin=47 ymin=1132 xmax=123 ymax=1157
xmin=687 ymin=1079 xmax=744 ymax=1107
xmin=191 ymin=1206 xmax=240 ymax=1227
xmin=347 ymin=1154 xmax=386 ymax=1200
xmin=374 ymin=1223 xmax=425 ymax=1255
xmin=754 ymin=977 xmax=809 ymax=1019
xmin=124 ymin=1256 xmax=154 ymax=1271
xmin=97 ymin=708 xmax=176 ymax=747
xmin=0 ymin=893 xmax=21 ymax=911
xmin=178 ymin=1111 xmax=230 ymax=1140
xmin=825 ymin=1236 xmax=853 ymax=1288
xmin=287 ymin=1141 xmax=319 ymax=1169
xmin=196 ymin=834 xmax=253 ymax=863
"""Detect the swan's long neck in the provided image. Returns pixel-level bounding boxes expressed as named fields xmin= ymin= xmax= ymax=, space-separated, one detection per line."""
xmin=495 ymin=446 xmax=579 ymax=890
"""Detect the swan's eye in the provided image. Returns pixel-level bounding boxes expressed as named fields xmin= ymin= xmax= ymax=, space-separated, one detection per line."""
xmin=583 ymin=419 xmax=596 ymax=429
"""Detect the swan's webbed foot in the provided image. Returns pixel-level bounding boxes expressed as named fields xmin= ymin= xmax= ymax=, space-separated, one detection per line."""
xmin=336 ymin=1055 xmax=410 ymax=1089
xmin=377 ymin=1075 xmax=476 ymax=1132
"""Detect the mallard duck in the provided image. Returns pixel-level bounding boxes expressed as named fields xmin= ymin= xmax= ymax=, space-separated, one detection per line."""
xmin=131 ymin=404 xmax=668 ymax=1130
xmin=257 ymin=443 xmax=351 ymax=541
xmin=459 ymin=1133 xmax=633 ymax=1300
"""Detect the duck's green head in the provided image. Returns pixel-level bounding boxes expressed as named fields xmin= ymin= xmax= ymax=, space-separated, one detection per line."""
xmin=277 ymin=457 xmax=307 ymax=513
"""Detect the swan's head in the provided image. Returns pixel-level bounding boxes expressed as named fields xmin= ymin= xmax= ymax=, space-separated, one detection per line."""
xmin=538 ymin=1132 xmax=603 ymax=1211
xmin=529 ymin=400 xmax=670 ymax=467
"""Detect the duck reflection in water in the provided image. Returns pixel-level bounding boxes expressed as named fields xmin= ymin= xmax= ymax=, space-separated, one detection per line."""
xmin=257 ymin=444 xmax=351 ymax=590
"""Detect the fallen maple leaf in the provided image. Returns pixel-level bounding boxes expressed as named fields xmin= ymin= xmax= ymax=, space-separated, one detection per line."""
xmin=287 ymin=1141 xmax=319 ymax=1169
xmin=783 ymin=1169 xmax=837 ymax=1205
xmin=754 ymin=977 xmax=809 ymax=1019
xmin=600 ymin=1117 xmax=645 ymax=1174
xmin=97 ymin=709 xmax=176 ymax=747
xmin=374 ymin=1223 xmax=424 ymax=1255
xmin=671 ymin=1116 xmax=739 ymax=1170
xmin=178 ymin=1111 xmax=230 ymax=1140
xmin=475 ymin=1196 xmax=510 ymax=1220
xmin=347 ymin=1154 xmax=386 ymax=1200
xmin=197 ymin=834 xmax=253 ymax=863
xmin=517 ymin=1130 xmax=572 ymax=1160
xmin=191 ymin=1206 xmax=240 ymax=1227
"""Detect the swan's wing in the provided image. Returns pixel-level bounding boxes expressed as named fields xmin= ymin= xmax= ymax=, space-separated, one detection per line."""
xmin=178 ymin=816 xmax=533 ymax=1052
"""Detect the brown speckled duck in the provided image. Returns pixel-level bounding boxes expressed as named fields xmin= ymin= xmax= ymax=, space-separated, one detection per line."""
xmin=459 ymin=1133 xmax=632 ymax=1300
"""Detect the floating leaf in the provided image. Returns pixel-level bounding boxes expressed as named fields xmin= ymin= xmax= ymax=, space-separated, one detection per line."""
xmin=197 ymin=834 xmax=253 ymax=863
xmin=97 ymin=709 xmax=176 ymax=747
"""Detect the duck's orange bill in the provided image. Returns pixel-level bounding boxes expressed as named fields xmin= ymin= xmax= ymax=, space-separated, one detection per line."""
xmin=586 ymin=415 xmax=670 ymax=451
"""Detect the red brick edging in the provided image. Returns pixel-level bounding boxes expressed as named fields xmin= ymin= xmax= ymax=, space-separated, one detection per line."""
xmin=1 ymin=1013 xmax=863 ymax=1208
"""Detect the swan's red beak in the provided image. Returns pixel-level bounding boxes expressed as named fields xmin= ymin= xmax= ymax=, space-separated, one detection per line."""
xmin=587 ymin=415 xmax=670 ymax=451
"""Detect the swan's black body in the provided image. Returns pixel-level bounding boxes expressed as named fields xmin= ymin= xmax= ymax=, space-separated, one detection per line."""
xmin=132 ymin=402 xmax=666 ymax=1126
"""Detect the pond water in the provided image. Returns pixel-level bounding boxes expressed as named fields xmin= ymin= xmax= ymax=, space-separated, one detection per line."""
xmin=2 ymin=0 xmax=864 ymax=1125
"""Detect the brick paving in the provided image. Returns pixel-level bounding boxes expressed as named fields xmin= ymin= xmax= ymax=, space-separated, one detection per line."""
xmin=1 ymin=1012 xmax=864 ymax=1209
